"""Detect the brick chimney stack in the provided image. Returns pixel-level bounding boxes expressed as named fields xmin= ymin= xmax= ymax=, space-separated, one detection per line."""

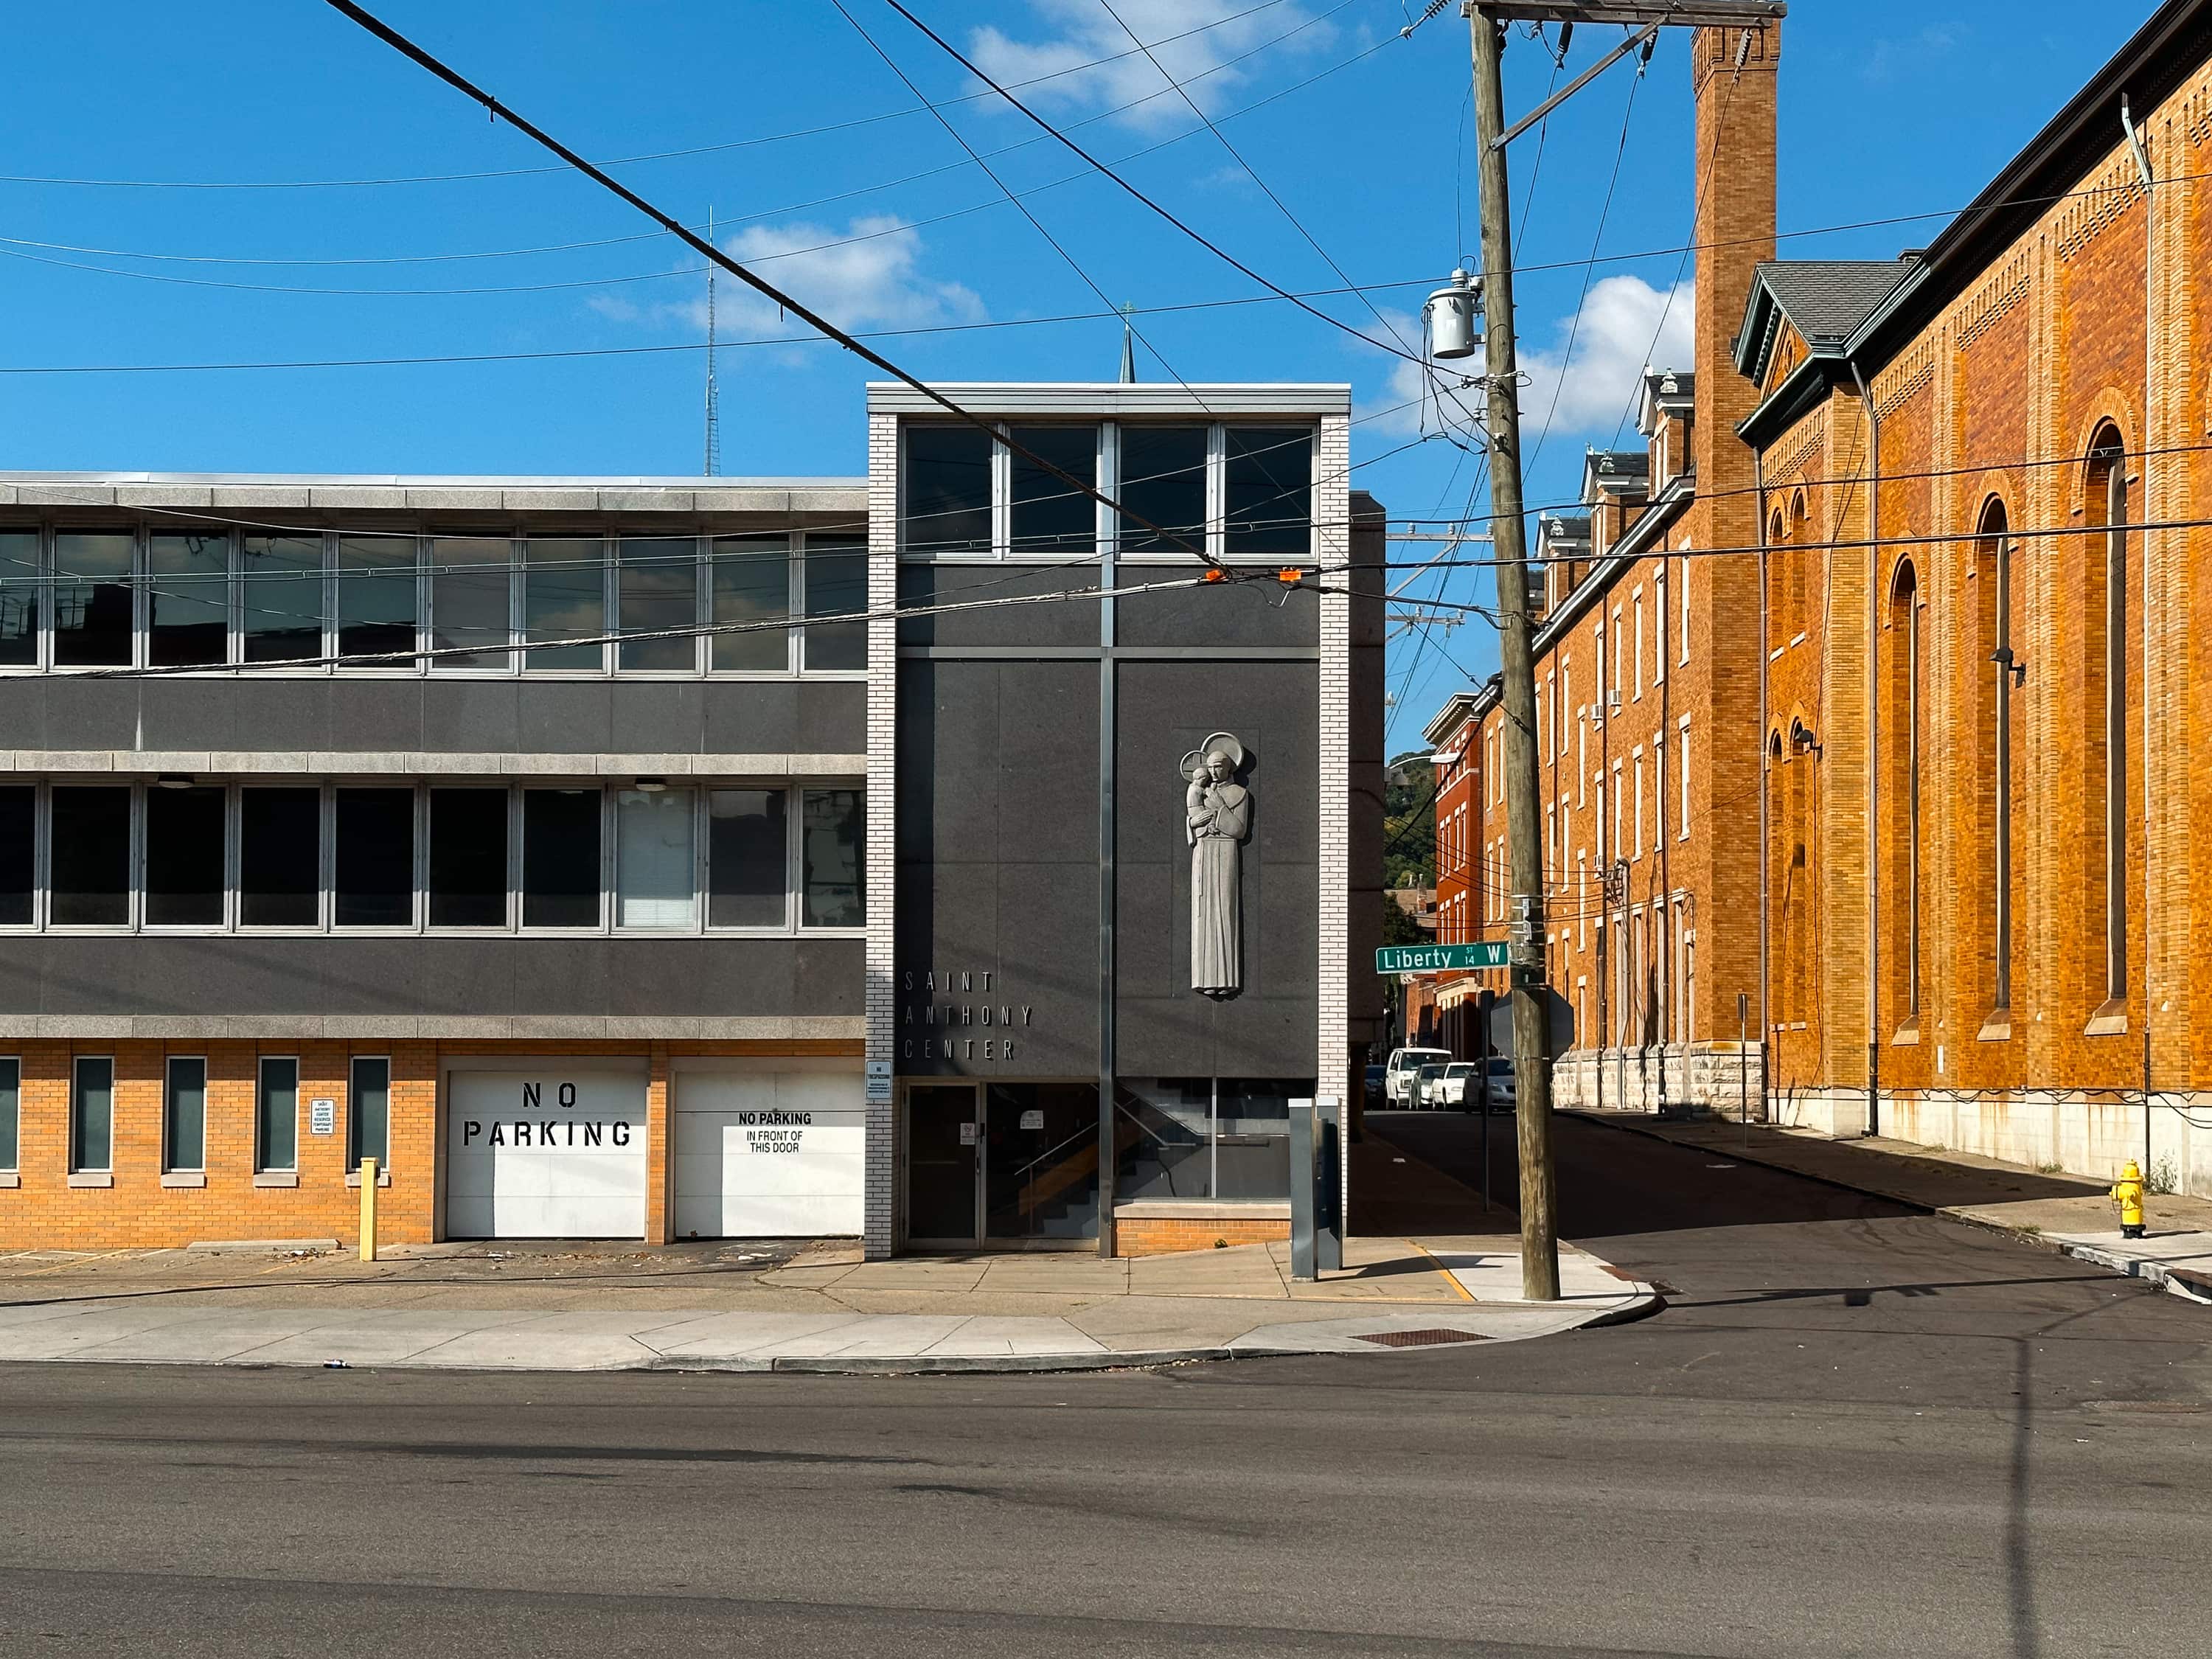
xmin=1687 ymin=18 xmax=1779 ymax=550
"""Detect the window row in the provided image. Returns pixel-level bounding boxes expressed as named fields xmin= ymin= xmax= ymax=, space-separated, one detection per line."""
xmin=0 ymin=782 xmax=864 ymax=933
xmin=902 ymin=420 xmax=1315 ymax=560
xmin=0 ymin=530 xmax=866 ymax=675
xmin=0 ymin=1054 xmax=386 ymax=1177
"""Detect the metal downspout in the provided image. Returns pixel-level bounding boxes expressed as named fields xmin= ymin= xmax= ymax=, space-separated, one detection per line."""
xmin=1852 ymin=358 xmax=1880 ymax=1138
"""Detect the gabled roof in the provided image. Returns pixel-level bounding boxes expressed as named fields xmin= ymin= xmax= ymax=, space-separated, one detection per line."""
xmin=1537 ymin=511 xmax=1592 ymax=546
xmin=1422 ymin=688 xmax=1487 ymax=749
xmin=1739 ymin=0 xmax=2212 ymax=448
xmin=1582 ymin=448 xmax=1649 ymax=503
xmin=1733 ymin=262 xmax=1916 ymax=382
xmin=1638 ymin=368 xmax=1694 ymax=434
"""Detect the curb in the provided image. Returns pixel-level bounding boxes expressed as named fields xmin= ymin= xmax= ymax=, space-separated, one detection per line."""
xmin=1565 ymin=1109 xmax=2212 ymax=1312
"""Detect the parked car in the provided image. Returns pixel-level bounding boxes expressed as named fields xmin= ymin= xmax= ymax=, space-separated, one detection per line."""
xmin=1435 ymin=1060 xmax=1478 ymax=1108
xmin=1363 ymin=1063 xmax=1386 ymax=1110
xmin=1385 ymin=1046 xmax=1452 ymax=1106
xmin=1481 ymin=1056 xmax=1518 ymax=1113
xmin=1413 ymin=1062 xmax=1449 ymax=1108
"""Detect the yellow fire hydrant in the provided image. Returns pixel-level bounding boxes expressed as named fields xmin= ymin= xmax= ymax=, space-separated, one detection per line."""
xmin=2110 ymin=1158 xmax=2146 ymax=1240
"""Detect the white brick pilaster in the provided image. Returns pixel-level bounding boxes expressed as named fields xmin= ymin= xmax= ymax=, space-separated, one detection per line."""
xmin=863 ymin=411 xmax=899 ymax=1259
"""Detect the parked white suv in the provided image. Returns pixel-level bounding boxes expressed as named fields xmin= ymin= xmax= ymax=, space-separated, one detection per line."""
xmin=1385 ymin=1047 xmax=1452 ymax=1106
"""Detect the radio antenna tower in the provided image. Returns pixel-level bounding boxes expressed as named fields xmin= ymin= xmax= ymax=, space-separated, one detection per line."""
xmin=703 ymin=205 xmax=721 ymax=477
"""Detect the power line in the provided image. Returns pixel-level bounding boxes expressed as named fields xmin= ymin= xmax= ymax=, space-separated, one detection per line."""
xmin=316 ymin=0 xmax=1228 ymax=574
xmin=0 ymin=0 xmax=1319 ymax=193
xmin=880 ymin=0 xmax=1433 ymax=372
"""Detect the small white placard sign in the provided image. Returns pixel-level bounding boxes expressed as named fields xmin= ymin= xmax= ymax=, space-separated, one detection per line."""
xmin=1018 ymin=1109 xmax=1044 ymax=1130
xmin=864 ymin=1060 xmax=893 ymax=1102
xmin=309 ymin=1099 xmax=337 ymax=1137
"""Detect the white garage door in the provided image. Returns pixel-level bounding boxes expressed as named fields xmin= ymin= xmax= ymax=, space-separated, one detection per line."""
xmin=672 ymin=1070 xmax=865 ymax=1239
xmin=447 ymin=1071 xmax=649 ymax=1239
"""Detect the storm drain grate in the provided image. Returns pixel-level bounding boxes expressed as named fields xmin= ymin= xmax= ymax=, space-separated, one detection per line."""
xmin=1356 ymin=1327 xmax=1489 ymax=1348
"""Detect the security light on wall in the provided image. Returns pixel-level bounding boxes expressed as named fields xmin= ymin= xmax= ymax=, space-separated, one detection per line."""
xmin=1992 ymin=647 xmax=2026 ymax=687
xmin=154 ymin=774 xmax=196 ymax=790
xmin=1425 ymin=269 xmax=1482 ymax=360
xmin=632 ymin=778 xmax=668 ymax=793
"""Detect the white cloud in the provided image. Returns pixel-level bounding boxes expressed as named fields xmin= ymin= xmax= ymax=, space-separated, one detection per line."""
xmin=970 ymin=0 xmax=1328 ymax=130
xmin=590 ymin=215 xmax=986 ymax=354
xmin=1354 ymin=275 xmax=1692 ymax=444
xmin=1519 ymin=274 xmax=1694 ymax=439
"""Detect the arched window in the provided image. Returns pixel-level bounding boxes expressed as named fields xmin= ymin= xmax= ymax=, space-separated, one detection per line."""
xmin=2084 ymin=428 xmax=2129 ymax=1007
xmin=1888 ymin=558 xmax=1922 ymax=1020
xmin=1978 ymin=496 xmax=2014 ymax=1012
xmin=1788 ymin=492 xmax=1810 ymax=640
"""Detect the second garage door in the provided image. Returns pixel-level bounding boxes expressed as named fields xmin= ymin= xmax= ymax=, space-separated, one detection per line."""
xmin=672 ymin=1070 xmax=864 ymax=1239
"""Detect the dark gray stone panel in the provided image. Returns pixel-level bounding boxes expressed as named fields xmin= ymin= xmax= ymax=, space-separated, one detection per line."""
xmin=232 ymin=678 xmax=332 ymax=754
xmin=795 ymin=681 xmax=866 ymax=756
xmin=325 ymin=681 xmax=426 ymax=754
xmin=510 ymin=936 xmax=611 ymax=1013
xmin=896 ymin=661 xmax=1001 ymax=867
xmin=136 ymin=681 xmax=238 ymax=753
xmin=897 ymin=564 xmax=1100 ymax=648
xmin=0 ymin=678 xmax=46 ymax=749
xmin=515 ymin=684 xmax=613 ymax=755
xmin=611 ymin=682 xmax=707 ymax=754
xmin=697 ymin=682 xmax=793 ymax=754
xmin=1115 ymin=579 xmax=1319 ymax=649
xmin=42 ymin=681 xmax=137 ymax=751
xmin=421 ymin=682 xmax=520 ymax=754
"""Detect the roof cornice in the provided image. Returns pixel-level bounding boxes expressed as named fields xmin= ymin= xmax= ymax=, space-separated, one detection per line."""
xmin=1532 ymin=476 xmax=1694 ymax=655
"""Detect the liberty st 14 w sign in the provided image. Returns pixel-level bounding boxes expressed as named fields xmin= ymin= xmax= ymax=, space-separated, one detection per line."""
xmin=1377 ymin=942 xmax=1510 ymax=973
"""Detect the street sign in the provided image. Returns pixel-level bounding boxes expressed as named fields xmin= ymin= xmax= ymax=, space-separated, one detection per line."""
xmin=1376 ymin=942 xmax=1510 ymax=973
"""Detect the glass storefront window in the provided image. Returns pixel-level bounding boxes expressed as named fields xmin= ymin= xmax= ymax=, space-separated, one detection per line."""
xmin=52 ymin=532 xmax=134 ymax=667
xmin=799 ymin=789 xmax=863 ymax=927
xmin=336 ymin=535 xmax=418 ymax=667
xmin=706 ymin=788 xmax=785 ymax=928
xmin=1113 ymin=1078 xmax=1307 ymax=1201
xmin=709 ymin=536 xmax=788 ymax=671
xmin=0 ymin=532 xmax=37 ymax=666
xmin=904 ymin=425 xmax=992 ymax=554
xmin=147 ymin=532 xmax=229 ymax=667
xmin=615 ymin=787 xmax=695 ymax=929
xmin=241 ymin=533 xmax=324 ymax=664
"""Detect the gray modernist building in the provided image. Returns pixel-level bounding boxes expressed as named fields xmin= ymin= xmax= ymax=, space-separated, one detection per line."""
xmin=0 ymin=383 xmax=1383 ymax=1257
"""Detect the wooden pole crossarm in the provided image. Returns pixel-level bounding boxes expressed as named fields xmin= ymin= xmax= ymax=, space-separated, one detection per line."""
xmin=1490 ymin=21 xmax=1660 ymax=150
xmin=1473 ymin=1 xmax=1784 ymax=24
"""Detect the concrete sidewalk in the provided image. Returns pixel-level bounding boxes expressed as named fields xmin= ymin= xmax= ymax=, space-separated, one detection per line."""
xmin=0 ymin=1232 xmax=1652 ymax=1374
xmin=1571 ymin=1107 xmax=2212 ymax=1307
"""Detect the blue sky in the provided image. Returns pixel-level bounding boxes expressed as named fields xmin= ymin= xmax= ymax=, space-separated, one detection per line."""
xmin=0 ymin=1 xmax=2148 ymax=750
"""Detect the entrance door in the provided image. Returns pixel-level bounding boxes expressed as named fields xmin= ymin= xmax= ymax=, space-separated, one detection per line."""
xmin=906 ymin=1084 xmax=980 ymax=1245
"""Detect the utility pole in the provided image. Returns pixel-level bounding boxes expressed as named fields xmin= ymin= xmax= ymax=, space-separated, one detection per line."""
xmin=1467 ymin=7 xmax=1558 ymax=1301
xmin=1459 ymin=0 xmax=1784 ymax=1301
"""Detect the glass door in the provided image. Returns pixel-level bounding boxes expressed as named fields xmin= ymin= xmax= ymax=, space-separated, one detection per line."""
xmin=905 ymin=1083 xmax=981 ymax=1246
xmin=984 ymin=1083 xmax=1101 ymax=1241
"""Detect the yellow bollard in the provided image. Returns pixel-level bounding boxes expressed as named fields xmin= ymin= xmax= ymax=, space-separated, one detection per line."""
xmin=359 ymin=1156 xmax=379 ymax=1262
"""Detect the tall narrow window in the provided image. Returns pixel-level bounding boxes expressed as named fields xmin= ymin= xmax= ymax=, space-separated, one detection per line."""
xmin=240 ymin=787 xmax=320 ymax=928
xmin=1679 ymin=553 xmax=1691 ymax=665
xmin=336 ymin=535 xmax=418 ymax=667
xmin=72 ymin=1056 xmax=113 ymax=1173
xmin=800 ymin=788 xmax=864 ymax=927
xmin=1678 ymin=719 xmax=1691 ymax=834
xmin=164 ymin=1056 xmax=206 ymax=1173
xmin=430 ymin=787 xmax=509 ymax=928
xmin=335 ymin=787 xmax=415 ymax=928
xmin=241 ymin=533 xmax=324 ymax=664
xmin=617 ymin=538 xmax=695 ymax=670
xmin=0 ymin=1057 xmax=17 ymax=1172
xmin=52 ymin=532 xmax=134 ymax=667
xmin=1654 ymin=568 xmax=1667 ymax=685
xmin=707 ymin=787 xmax=787 ymax=927
xmin=2086 ymin=431 xmax=2130 ymax=1006
xmin=349 ymin=1056 xmax=390 ymax=1173
xmin=0 ymin=531 xmax=38 ymax=666
xmin=521 ymin=788 xmax=602 ymax=928
xmin=1633 ymin=590 xmax=1646 ymax=698
xmin=905 ymin=425 xmax=994 ymax=554
xmin=1889 ymin=560 xmax=1922 ymax=1017
xmin=803 ymin=538 xmax=868 ymax=670
xmin=145 ymin=785 xmax=226 ymax=927
xmin=616 ymin=787 xmax=695 ymax=930
xmin=148 ymin=532 xmax=229 ymax=667
xmin=709 ymin=536 xmax=789 ymax=671
xmin=1981 ymin=498 xmax=2014 ymax=1012
xmin=1117 ymin=425 xmax=1208 ymax=554
xmin=1222 ymin=427 xmax=1312 ymax=559
xmin=50 ymin=786 xmax=131 ymax=926
xmin=1008 ymin=424 xmax=1097 ymax=555
xmin=522 ymin=538 xmax=605 ymax=670
xmin=257 ymin=1056 xmax=299 ymax=1174
xmin=0 ymin=786 xmax=31 ymax=926
xmin=431 ymin=535 xmax=512 ymax=670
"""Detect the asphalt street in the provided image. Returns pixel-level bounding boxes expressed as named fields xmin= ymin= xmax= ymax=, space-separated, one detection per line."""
xmin=2 ymin=1111 xmax=2207 ymax=1658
